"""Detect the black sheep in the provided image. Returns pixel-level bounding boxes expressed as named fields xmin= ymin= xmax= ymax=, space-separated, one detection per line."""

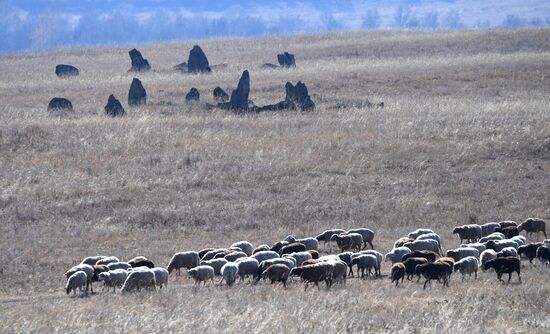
xmin=403 ymin=257 xmax=429 ymax=280
xmin=414 ymin=262 xmax=452 ymax=289
xmin=483 ymin=257 xmax=521 ymax=283
xmin=518 ymin=243 xmax=543 ymax=263
xmin=402 ymin=250 xmax=438 ymax=263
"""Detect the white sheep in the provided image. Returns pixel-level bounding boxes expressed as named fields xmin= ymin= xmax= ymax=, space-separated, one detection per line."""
xmin=230 ymin=241 xmax=254 ymax=256
xmin=404 ymin=239 xmax=441 ymax=255
xmin=479 ymin=233 xmax=505 ymax=243
xmin=393 ymin=237 xmax=414 ymax=248
xmin=251 ymin=250 xmax=279 ymax=264
xmin=315 ymin=229 xmax=346 ymax=250
xmin=485 ymin=240 xmax=520 ymax=252
xmin=224 ymin=251 xmax=248 ymax=262
xmin=351 ymin=254 xmax=378 ymax=278
xmin=187 ymin=265 xmax=215 ymax=286
xmin=66 ymin=271 xmax=87 ymax=296
xmin=479 ymin=250 xmax=498 ymax=269
xmin=385 ymin=247 xmax=412 ymax=263
xmin=150 ymin=268 xmax=169 ymax=288
xmin=65 ymin=264 xmax=95 ymax=293
xmin=107 ymin=262 xmax=132 ymax=271
xmin=81 ymin=256 xmax=107 ymax=266
xmin=283 ymin=252 xmax=312 ymax=267
xmin=497 ymin=247 xmax=518 ymax=258
xmin=453 ymin=256 xmax=479 ymax=279
xmin=98 ymin=269 xmax=128 ymax=291
xmin=445 ymin=247 xmax=480 ymax=261
xmin=511 ymin=236 xmax=527 ymax=247
xmin=416 ymin=233 xmax=443 ymax=254
xmin=355 ymin=250 xmax=383 ymax=276
xmin=283 ymin=235 xmax=319 ymax=251
xmin=236 ymin=258 xmax=259 ymax=282
xmin=460 ymin=243 xmax=486 ymax=254
xmin=167 ymin=251 xmax=199 ymax=276
xmin=95 ymin=256 xmax=120 ymax=266
xmin=220 ymin=263 xmax=239 ymax=286
xmin=121 ymin=269 xmax=156 ymax=292
xmin=481 ymin=222 xmax=500 ymax=237
xmin=408 ymin=228 xmax=434 ymax=239
xmin=201 ymin=258 xmax=228 ymax=275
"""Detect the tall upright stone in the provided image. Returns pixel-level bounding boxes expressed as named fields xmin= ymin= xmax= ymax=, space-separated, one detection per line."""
xmin=104 ymin=95 xmax=125 ymax=117
xmin=187 ymin=45 xmax=211 ymax=73
xmin=185 ymin=88 xmax=200 ymax=102
xmin=230 ymin=70 xmax=250 ymax=113
xmin=213 ymin=87 xmax=229 ymax=103
xmin=277 ymin=52 xmax=296 ymax=68
xmin=128 ymin=78 xmax=146 ymax=106
xmin=285 ymin=81 xmax=315 ymax=111
xmin=128 ymin=48 xmax=151 ymax=72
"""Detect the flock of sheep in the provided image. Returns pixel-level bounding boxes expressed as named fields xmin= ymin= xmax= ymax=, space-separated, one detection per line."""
xmin=64 ymin=218 xmax=549 ymax=296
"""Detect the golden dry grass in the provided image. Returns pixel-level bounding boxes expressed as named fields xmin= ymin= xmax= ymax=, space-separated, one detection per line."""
xmin=1 ymin=28 xmax=550 ymax=333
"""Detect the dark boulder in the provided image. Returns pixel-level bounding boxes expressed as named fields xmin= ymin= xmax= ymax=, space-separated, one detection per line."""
xmin=261 ymin=63 xmax=279 ymax=69
xmin=47 ymin=97 xmax=73 ymax=111
xmin=128 ymin=48 xmax=151 ymax=72
xmin=55 ymin=64 xmax=79 ymax=77
xmin=285 ymin=81 xmax=315 ymax=111
xmin=104 ymin=95 xmax=125 ymax=117
xmin=187 ymin=45 xmax=211 ymax=73
xmin=229 ymin=70 xmax=250 ymax=112
xmin=213 ymin=87 xmax=229 ymax=103
xmin=185 ymin=88 xmax=200 ymax=102
xmin=277 ymin=52 xmax=296 ymax=68
xmin=128 ymin=78 xmax=147 ymax=106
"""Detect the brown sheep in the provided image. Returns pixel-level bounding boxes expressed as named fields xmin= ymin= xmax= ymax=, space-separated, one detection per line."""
xmin=518 ymin=218 xmax=547 ymax=238
xmin=279 ymin=242 xmax=306 ymax=256
xmin=289 ymin=263 xmax=334 ymax=291
xmin=252 ymin=244 xmax=270 ymax=254
xmin=518 ymin=243 xmax=543 ymax=263
xmin=499 ymin=221 xmax=517 ymax=228
xmin=415 ymin=262 xmax=452 ymax=289
xmin=330 ymin=233 xmax=362 ymax=252
xmin=390 ymin=263 xmax=406 ymax=287
xmin=402 ymin=250 xmax=438 ymax=263
xmin=483 ymin=257 xmax=521 ymax=283
xmin=494 ymin=226 xmax=519 ymax=239
xmin=261 ymin=264 xmax=290 ymax=287
xmin=452 ymin=224 xmax=482 ymax=244
xmin=301 ymin=259 xmax=320 ymax=267
xmin=403 ymin=257 xmax=428 ymax=281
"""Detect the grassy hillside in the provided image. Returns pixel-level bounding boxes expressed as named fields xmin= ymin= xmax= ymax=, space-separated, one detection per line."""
xmin=1 ymin=28 xmax=550 ymax=333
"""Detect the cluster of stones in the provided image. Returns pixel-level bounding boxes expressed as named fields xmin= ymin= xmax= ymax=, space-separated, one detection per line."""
xmin=262 ymin=52 xmax=296 ymax=69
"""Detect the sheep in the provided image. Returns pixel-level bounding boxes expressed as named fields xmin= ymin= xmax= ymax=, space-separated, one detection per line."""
xmin=255 ymin=258 xmax=295 ymax=281
xmin=494 ymin=226 xmax=519 ymax=239
xmin=252 ymin=244 xmax=271 ymax=254
xmin=356 ymin=250 xmax=383 ymax=276
xmin=201 ymin=258 xmax=228 ymax=275
xmin=230 ymin=241 xmax=254 ymax=256
xmin=391 ymin=263 xmax=406 ymax=287
xmin=453 ymin=256 xmax=479 ymax=280
xmin=445 ymin=247 xmax=480 ymax=262
xmin=307 ymin=250 xmax=320 ymax=259
xmin=220 ymin=263 xmax=239 ymax=286
xmin=479 ymin=233 xmax=505 ymax=243
xmin=483 ymin=257 xmax=521 ymax=283
xmin=198 ymin=248 xmax=215 ymax=259
xmin=331 ymin=233 xmax=363 ymax=252
xmin=385 ymin=247 xmax=412 ymax=263
xmin=270 ymin=241 xmax=289 ymax=254
xmin=213 ymin=250 xmax=234 ymax=259
xmin=485 ymin=240 xmax=519 ymax=252
xmin=121 ymin=269 xmax=157 ymax=292
xmin=283 ymin=251 xmax=312 ymax=267
xmin=337 ymin=252 xmax=354 ymax=276
xmin=107 ymin=262 xmax=132 ymax=271
xmin=481 ymin=222 xmax=500 ymax=237
xmin=316 ymin=229 xmax=346 ymax=250
xmin=408 ymin=228 xmax=434 ymax=239
xmin=536 ymin=245 xmax=550 ymax=264
xmin=402 ymin=250 xmax=438 ymax=263
xmin=416 ymin=233 xmax=443 ymax=254
xmin=403 ymin=257 xmax=428 ymax=280
xmin=98 ymin=269 xmax=128 ymax=291
xmin=283 ymin=235 xmax=319 ymax=251
xmin=151 ymin=268 xmax=169 ymax=288
xmin=187 ymin=265 xmax=215 ymax=286
xmin=128 ymin=256 xmax=149 ymax=266
xmin=279 ymin=242 xmax=306 ymax=256
xmin=415 ymin=262 xmax=452 ymax=289
xmin=452 ymin=224 xmax=482 ymax=244
xmin=330 ymin=260 xmax=348 ymax=286
xmin=460 ymin=243 xmax=486 ymax=254
xmin=497 ymin=247 xmax=518 ymax=258
xmin=95 ymin=256 xmax=120 ymax=266
xmin=92 ymin=264 xmax=109 ymax=283
xmin=65 ymin=264 xmax=95 ymax=293
xmin=261 ymin=264 xmax=290 ymax=287
xmin=66 ymin=271 xmax=88 ymax=296
xmin=81 ymin=256 xmax=107 ymax=266
xmin=166 ymin=251 xmax=199 ymax=276
xmin=350 ymin=254 xmax=378 ymax=278
xmin=251 ymin=250 xmax=279 ymax=264
xmin=289 ymin=263 xmax=334 ymax=291
xmin=130 ymin=259 xmax=155 ymax=269
xmin=518 ymin=243 xmax=543 ymax=263
xmin=436 ymin=257 xmax=456 ymax=267
xmin=201 ymin=249 xmax=229 ymax=261
xmin=236 ymin=258 xmax=260 ymax=282
xmin=346 ymin=228 xmax=375 ymax=249
xmin=394 ymin=237 xmax=415 ymax=248
xmin=404 ymin=239 xmax=441 ymax=256
xmin=499 ymin=221 xmax=517 ymax=228
xmin=224 ymin=251 xmax=248 ymax=262
xmin=518 ymin=218 xmax=547 ymax=238
xmin=479 ymin=250 xmax=498 ymax=269
xmin=511 ymin=236 xmax=527 ymax=246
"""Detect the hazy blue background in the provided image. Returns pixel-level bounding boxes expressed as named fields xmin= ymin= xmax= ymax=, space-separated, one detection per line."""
xmin=1 ymin=0 xmax=549 ymax=54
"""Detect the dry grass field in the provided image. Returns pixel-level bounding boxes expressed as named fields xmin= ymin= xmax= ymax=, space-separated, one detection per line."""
xmin=1 ymin=28 xmax=550 ymax=333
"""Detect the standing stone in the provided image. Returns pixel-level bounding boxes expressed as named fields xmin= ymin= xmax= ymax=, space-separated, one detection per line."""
xmin=55 ymin=64 xmax=79 ymax=77
xmin=128 ymin=48 xmax=151 ymax=72
xmin=47 ymin=97 xmax=73 ymax=111
xmin=230 ymin=70 xmax=250 ymax=112
xmin=128 ymin=78 xmax=147 ymax=106
xmin=285 ymin=81 xmax=315 ymax=111
xmin=185 ymin=88 xmax=200 ymax=102
xmin=104 ymin=95 xmax=125 ymax=117
xmin=277 ymin=52 xmax=296 ymax=68
xmin=213 ymin=87 xmax=229 ymax=103
xmin=187 ymin=45 xmax=211 ymax=73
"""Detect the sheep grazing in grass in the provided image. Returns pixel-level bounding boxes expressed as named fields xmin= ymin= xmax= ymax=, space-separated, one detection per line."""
xmin=201 ymin=249 xmax=229 ymax=261
xmin=415 ymin=262 xmax=452 ymax=289
xmin=121 ymin=269 xmax=157 ymax=292
xmin=255 ymin=258 xmax=295 ymax=281
xmin=536 ymin=245 xmax=550 ymax=265
xmin=436 ymin=257 xmax=456 ymax=268
xmin=81 ymin=256 xmax=107 ymax=266
xmin=279 ymin=242 xmax=306 ymax=256
xmin=290 ymin=263 xmax=334 ymax=291
xmin=453 ymin=256 xmax=479 ymax=280
xmin=252 ymin=244 xmax=271 ymax=254
xmin=283 ymin=235 xmax=319 ymax=251
xmin=479 ymin=250 xmax=498 ymax=269
xmin=499 ymin=221 xmax=517 ymax=228
xmin=350 ymin=254 xmax=378 ymax=278
xmin=151 ymin=268 xmax=169 ymax=288
xmin=337 ymin=252 xmax=354 ymax=276
xmin=107 ymin=262 xmax=132 ymax=271
xmin=481 ymin=222 xmax=500 ymax=237
xmin=98 ymin=269 xmax=128 ymax=291
xmin=220 ymin=263 xmax=239 ymax=286
xmin=404 ymin=239 xmax=441 ymax=256
xmin=65 ymin=264 xmax=95 ymax=293
xmin=261 ymin=264 xmax=291 ymax=287
xmin=187 ymin=266 xmax=215 ymax=286
xmin=224 ymin=251 xmax=248 ymax=262
xmin=494 ymin=226 xmax=519 ymax=239
xmin=95 ymin=256 xmax=120 ymax=266
xmin=394 ymin=237 xmax=415 ymax=248
xmin=346 ymin=228 xmax=375 ymax=249
xmin=92 ymin=265 xmax=109 ymax=283
xmin=66 ymin=271 xmax=88 ymax=296
xmin=316 ymin=229 xmax=346 ymax=250
xmin=236 ymin=258 xmax=260 ymax=282
xmin=518 ymin=218 xmax=547 ymax=238
xmin=408 ymin=228 xmax=434 ymax=240
xmin=479 ymin=233 xmax=505 ymax=243
xmin=445 ymin=247 xmax=480 ymax=262
xmin=416 ymin=233 xmax=443 ymax=254
xmin=497 ymin=247 xmax=518 ymax=258
xmin=385 ymin=247 xmax=412 ymax=263
xmin=485 ymin=240 xmax=519 ymax=252
xmin=452 ymin=224 xmax=482 ymax=244
xmin=391 ymin=263 xmax=406 ymax=287
xmin=251 ymin=250 xmax=279 ymax=264
xmin=356 ymin=250 xmax=383 ymax=276
xmin=230 ymin=241 xmax=254 ymax=256
xmin=201 ymin=258 xmax=228 ymax=275
xmin=460 ymin=243 xmax=486 ymax=254
xmin=402 ymin=250 xmax=437 ymax=263
xmin=483 ymin=257 xmax=521 ymax=283
xmin=330 ymin=260 xmax=348 ymax=286
xmin=167 ymin=251 xmax=199 ymax=276
xmin=331 ymin=233 xmax=363 ymax=252
xmin=518 ymin=243 xmax=543 ymax=263
xmin=403 ymin=257 xmax=428 ymax=280
xmin=214 ymin=250 xmax=235 ymax=259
